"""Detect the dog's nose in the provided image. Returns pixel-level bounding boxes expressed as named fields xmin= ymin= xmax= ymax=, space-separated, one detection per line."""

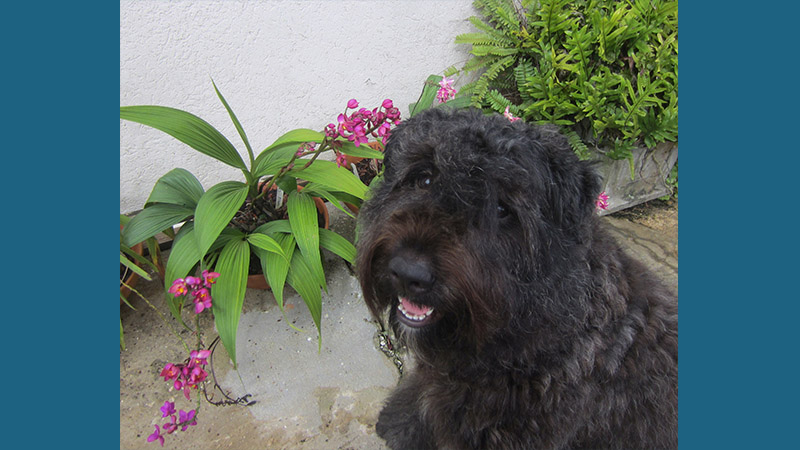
xmin=388 ymin=251 xmax=435 ymax=295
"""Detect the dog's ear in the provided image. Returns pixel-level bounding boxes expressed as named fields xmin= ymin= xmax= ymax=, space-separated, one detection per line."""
xmin=544 ymin=147 xmax=602 ymax=232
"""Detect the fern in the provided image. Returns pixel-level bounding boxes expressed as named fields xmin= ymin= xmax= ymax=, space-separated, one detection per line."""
xmin=453 ymin=0 xmax=678 ymax=158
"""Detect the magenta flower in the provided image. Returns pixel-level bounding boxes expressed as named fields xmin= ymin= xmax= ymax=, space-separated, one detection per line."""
xmin=437 ymin=76 xmax=457 ymax=103
xmin=184 ymin=276 xmax=202 ymax=289
xmin=162 ymin=415 xmax=178 ymax=434
xmin=167 ymin=279 xmax=188 ymax=297
xmin=160 ymin=401 xmax=176 ymax=418
xmin=504 ymin=106 xmax=520 ymax=122
xmin=347 ymin=99 xmax=359 ymax=109
xmin=192 ymin=288 xmax=212 ymax=314
xmin=596 ymin=191 xmax=610 ymax=211
xmin=179 ymin=409 xmax=198 ymax=431
xmin=325 ymin=123 xmax=338 ymax=138
xmin=382 ymin=99 xmax=393 ymax=109
xmin=147 ymin=425 xmax=164 ymax=446
xmin=190 ymin=349 xmax=211 ymax=366
xmin=336 ymin=152 xmax=348 ymax=168
xmin=188 ymin=366 xmax=208 ymax=385
xmin=160 ymin=363 xmax=180 ymax=382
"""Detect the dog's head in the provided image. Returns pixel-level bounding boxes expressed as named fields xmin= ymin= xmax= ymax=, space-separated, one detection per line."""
xmin=356 ymin=108 xmax=601 ymax=357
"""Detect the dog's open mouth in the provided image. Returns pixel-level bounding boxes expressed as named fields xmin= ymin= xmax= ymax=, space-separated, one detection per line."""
xmin=396 ymin=296 xmax=435 ymax=328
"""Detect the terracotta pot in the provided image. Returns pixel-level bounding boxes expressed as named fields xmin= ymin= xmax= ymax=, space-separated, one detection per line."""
xmin=246 ymin=186 xmax=330 ymax=290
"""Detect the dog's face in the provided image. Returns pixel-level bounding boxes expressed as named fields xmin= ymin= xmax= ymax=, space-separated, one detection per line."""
xmin=356 ymin=108 xmax=600 ymax=356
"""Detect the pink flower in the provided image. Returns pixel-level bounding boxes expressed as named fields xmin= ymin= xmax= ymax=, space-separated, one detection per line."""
xmin=184 ymin=276 xmax=201 ymax=289
xmin=382 ymin=99 xmax=394 ymax=109
xmin=160 ymin=401 xmax=176 ymax=418
xmin=160 ymin=363 xmax=180 ymax=382
xmin=178 ymin=410 xmax=198 ymax=431
xmin=201 ymin=270 xmax=220 ymax=287
xmin=347 ymin=99 xmax=359 ymax=109
xmin=190 ymin=349 xmax=211 ymax=366
xmin=325 ymin=123 xmax=338 ymax=138
xmin=336 ymin=152 xmax=348 ymax=168
xmin=167 ymin=279 xmax=188 ymax=297
xmin=504 ymin=106 xmax=520 ymax=122
xmin=147 ymin=425 xmax=164 ymax=446
xmin=596 ymin=191 xmax=610 ymax=211
xmin=437 ymin=76 xmax=457 ymax=103
xmin=192 ymin=288 xmax=212 ymax=314
xmin=162 ymin=415 xmax=178 ymax=434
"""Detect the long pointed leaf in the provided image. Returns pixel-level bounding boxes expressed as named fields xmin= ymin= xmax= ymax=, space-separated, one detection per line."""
xmin=211 ymin=79 xmax=254 ymax=165
xmin=285 ymin=160 xmax=367 ymax=199
xmin=145 ymin=168 xmax=204 ymax=208
xmin=252 ymin=143 xmax=299 ymax=178
xmin=287 ymin=191 xmax=326 ymax=290
xmin=246 ymin=233 xmax=288 ymax=261
xmin=120 ymin=253 xmax=152 ymax=280
xmin=122 ymin=203 xmax=194 ymax=248
xmin=261 ymin=233 xmax=296 ymax=310
xmin=338 ymin=141 xmax=384 ymax=159
xmin=194 ymin=181 xmax=248 ymax=258
xmin=319 ymin=229 xmax=356 ymax=264
xmin=286 ymin=249 xmax=323 ymax=345
xmin=120 ymin=105 xmax=246 ymax=170
xmin=211 ymin=238 xmax=250 ymax=368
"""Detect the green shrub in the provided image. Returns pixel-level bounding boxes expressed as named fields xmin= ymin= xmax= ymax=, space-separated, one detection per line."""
xmin=451 ymin=0 xmax=678 ymax=161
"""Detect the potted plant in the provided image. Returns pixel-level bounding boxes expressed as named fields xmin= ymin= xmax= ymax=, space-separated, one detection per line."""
xmin=449 ymin=0 xmax=678 ymax=213
xmin=120 ymin=81 xmax=395 ymax=366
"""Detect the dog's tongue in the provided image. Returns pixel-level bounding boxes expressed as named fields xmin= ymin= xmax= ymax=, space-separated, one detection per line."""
xmin=400 ymin=297 xmax=430 ymax=315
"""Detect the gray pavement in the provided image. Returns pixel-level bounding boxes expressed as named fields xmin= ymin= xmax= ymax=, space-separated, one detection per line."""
xmin=120 ymin=203 xmax=677 ymax=450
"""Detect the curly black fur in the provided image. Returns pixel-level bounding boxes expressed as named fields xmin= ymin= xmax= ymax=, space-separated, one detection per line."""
xmin=356 ymin=108 xmax=678 ymax=449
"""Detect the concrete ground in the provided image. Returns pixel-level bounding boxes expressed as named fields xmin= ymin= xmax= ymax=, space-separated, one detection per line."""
xmin=120 ymin=200 xmax=677 ymax=450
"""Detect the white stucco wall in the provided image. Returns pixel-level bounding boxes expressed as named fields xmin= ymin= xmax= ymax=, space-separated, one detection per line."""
xmin=120 ymin=0 xmax=477 ymax=214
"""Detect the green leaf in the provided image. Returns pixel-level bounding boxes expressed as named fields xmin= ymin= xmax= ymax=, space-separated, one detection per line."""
xmin=211 ymin=237 xmax=250 ymax=368
xmin=194 ymin=181 xmax=249 ymax=258
xmin=122 ymin=203 xmax=194 ymax=248
xmin=264 ymin=128 xmax=324 ymax=152
xmin=120 ymin=105 xmax=246 ymax=170
xmin=145 ymin=168 xmax=204 ymax=208
xmin=319 ymin=228 xmax=356 ymax=264
xmin=285 ymin=160 xmax=367 ymax=199
xmin=338 ymin=141 xmax=384 ymax=159
xmin=253 ymin=219 xmax=291 ymax=235
xmin=300 ymin=184 xmax=354 ymax=219
xmin=120 ymin=252 xmax=152 ymax=280
xmin=211 ymin=79 xmax=254 ymax=164
xmin=163 ymin=224 xmax=200 ymax=324
xmin=409 ymin=74 xmax=443 ymax=118
xmin=246 ymin=233 xmax=288 ymax=261
xmin=287 ymin=190 xmax=326 ymax=290
xmin=252 ymin=143 xmax=298 ymax=178
xmin=260 ymin=233 xmax=296 ymax=310
xmin=286 ymin=249 xmax=323 ymax=345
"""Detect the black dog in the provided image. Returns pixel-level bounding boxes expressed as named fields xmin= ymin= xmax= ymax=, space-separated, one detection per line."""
xmin=356 ymin=108 xmax=678 ymax=449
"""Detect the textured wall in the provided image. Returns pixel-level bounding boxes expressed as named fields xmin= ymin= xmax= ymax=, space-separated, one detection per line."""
xmin=120 ymin=0 xmax=477 ymax=213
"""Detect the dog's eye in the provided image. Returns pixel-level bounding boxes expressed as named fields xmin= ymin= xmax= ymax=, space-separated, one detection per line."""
xmin=417 ymin=176 xmax=432 ymax=188
xmin=497 ymin=202 xmax=510 ymax=219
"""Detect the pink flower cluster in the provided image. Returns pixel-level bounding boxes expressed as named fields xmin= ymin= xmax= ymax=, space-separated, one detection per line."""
xmin=596 ymin=191 xmax=610 ymax=211
xmin=160 ymin=349 xmax=211 ymax=400
xmin=168 ymin=270 xmax=219 ymax=314
xmin=147 ymin=401 xmax=197 ymax=446
xmin=325 ymin=98 xmax=401 ymax=150
xmin=437 ymin=76 xmax=457 ymax=103
xmin=148 ymin=348 xmax=209 ymax=445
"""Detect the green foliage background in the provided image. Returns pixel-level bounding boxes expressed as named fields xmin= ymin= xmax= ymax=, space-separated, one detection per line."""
xmin=451 ymin=0 xmax=678 ymax=161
